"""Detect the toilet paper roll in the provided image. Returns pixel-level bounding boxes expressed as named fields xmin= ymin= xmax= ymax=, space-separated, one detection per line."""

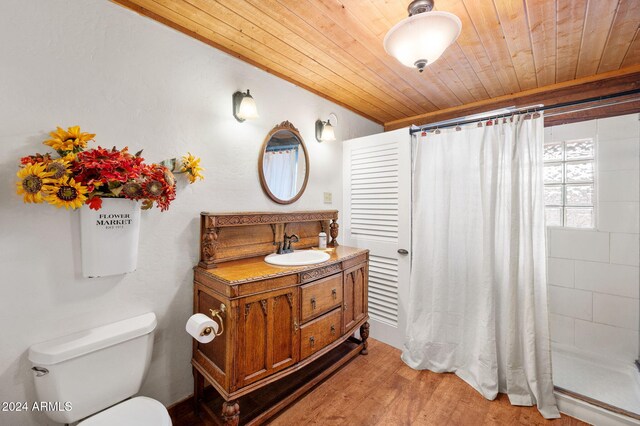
xmin=186 ymin=313 xmax=219 ymax=344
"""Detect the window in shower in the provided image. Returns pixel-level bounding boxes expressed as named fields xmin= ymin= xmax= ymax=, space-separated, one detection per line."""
xmin=543 ymin=139 xmax=596 ymax=228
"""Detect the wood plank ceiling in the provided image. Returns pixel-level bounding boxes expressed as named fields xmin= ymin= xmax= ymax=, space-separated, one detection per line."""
xmin=114 ymin=0 xmax=640 ymax=129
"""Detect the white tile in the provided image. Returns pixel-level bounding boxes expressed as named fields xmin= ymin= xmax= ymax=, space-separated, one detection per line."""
xmin=574 ymin=319 xmax=639 ymax=361
xmin=610 ymin=233 xmax=640 ymax=266
xmin=598 ymin=137 xmax=640 ymax=171
xmin=598 ymin=170 xmax=639 ymax=202
xmin=547 ymin=258 xmax=574 ymax=287
xmin=593 ymin=293 xmax=639 ymax=330
xmin=597 ymin=114 xmax=640 ymax=142
xmin=549 ymin=313 xmax=574 ymax=344
xmin=549 ymin=229 xmax=609 ymax=262
xmin=549 ymin=286 xmax=593 ymax=321
xmin=575 ymin=260 xmax=640 ymax=298
xmin=598 ymin=202 xmax=640 ymax=233
xmin=550 ymin=120 xmax=597 ymax=142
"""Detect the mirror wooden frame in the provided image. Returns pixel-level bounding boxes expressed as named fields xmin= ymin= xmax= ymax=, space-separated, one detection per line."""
xmin=258 ymin=121 xmax=310 ymax=205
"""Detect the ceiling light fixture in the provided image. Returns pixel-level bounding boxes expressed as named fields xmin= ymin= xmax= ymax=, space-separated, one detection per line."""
xmin=384 ymin=0 xmax=461 ymax=73
xmin=232 ymin=89 xmax=259 ymax=122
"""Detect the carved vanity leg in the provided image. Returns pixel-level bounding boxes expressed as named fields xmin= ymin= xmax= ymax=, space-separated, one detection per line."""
xmin=193 ymin=367 xmax=204 ymax=413
xmin=221 ymin=400 xmax=240 ymax=426
xmin=329 ymin=220 xmax=339 ymax=246
xmin=360 ymin=321 xmax=370 ymax=355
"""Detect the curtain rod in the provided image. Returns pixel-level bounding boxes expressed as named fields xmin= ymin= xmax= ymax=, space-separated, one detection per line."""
xmin=409 ymin=88 xmax=640 ymax=135
xmin=544 ymin=96 xmax=640 ymax=118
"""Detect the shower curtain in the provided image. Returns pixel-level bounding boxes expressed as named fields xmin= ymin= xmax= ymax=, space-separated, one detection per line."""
xmin=263 ymin=148 xmax=298 ymax=200
xmin=402 ymin=114 xmax=560 ymax=419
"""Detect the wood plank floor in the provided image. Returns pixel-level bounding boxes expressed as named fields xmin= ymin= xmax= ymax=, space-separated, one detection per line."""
xmin=173 ymin=338 xmax=588 ymax=425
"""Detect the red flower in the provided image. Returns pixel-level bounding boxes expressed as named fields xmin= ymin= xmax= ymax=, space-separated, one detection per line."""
xmin=73 ymin=146 xmax=144 ymax=192
xmin=139 ymin=164 xmax=176 ymax=211
xmin=20 ymin=153 xmax=52 ymax=165
xmin=86 ymin=197 xmax=103 ymax=211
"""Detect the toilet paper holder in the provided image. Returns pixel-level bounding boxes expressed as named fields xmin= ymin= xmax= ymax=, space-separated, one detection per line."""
xmin=201 ymin=303 xmax=226 ymax=337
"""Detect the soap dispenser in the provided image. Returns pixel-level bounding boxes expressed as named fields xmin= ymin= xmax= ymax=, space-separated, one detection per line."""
xmin=318 ymin=231 xmax=327 ymax=249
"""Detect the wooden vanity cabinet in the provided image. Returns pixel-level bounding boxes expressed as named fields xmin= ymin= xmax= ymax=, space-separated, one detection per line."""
xmin=192 ymin=211 xmax=369 ymax=426
xmin=343 ymin=262 xmax=368 ymax=332
xmin=236 ymin=288 xmax=299 ymax=387
xmin=300 ymin=308 xmax=342 ymax=359
xmin=300 ymin=273 xmax=342 ymax=322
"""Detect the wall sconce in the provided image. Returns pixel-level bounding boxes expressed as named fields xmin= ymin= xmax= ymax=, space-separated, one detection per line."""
xmin=315 ymin=113 xmax=337 ymax=142
xmin=233 ymin=89 xmax=259 ymax=122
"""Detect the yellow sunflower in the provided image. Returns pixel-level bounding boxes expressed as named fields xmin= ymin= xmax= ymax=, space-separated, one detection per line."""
xmin=180 ymin=152 xmax=204 ymax=184
xmin=62 ymin=152 xmax=77 ymax=162
xmin=43 ymin=126 xmax=95 ymax=152
xmin=16 ymin=163 xmax=54 ymax=203
xmin=46 ymin=177 xmax=88 ymax=209
xmin=46 ymin=159 xmax=71 ymax=179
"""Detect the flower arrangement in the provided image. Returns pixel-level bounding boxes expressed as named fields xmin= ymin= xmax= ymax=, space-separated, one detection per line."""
xmin=16 ymin=126 xmax=204 ymax=211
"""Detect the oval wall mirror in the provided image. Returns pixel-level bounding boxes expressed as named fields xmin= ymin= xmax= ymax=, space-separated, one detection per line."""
xmin=258 ymin=121 xmax=309 ymax=204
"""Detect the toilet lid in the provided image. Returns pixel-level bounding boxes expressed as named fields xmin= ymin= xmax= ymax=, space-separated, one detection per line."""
xmin=78 ymin=396 xmax=172 ymax=426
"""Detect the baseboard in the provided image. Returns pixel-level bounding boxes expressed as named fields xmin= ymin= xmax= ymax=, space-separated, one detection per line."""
xmin=167 ymin=394 xmax=196 ymax=421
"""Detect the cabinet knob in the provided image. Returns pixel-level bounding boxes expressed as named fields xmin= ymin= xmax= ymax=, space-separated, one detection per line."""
xmin=332 ymin=288 xmax=337 ymax=299
xmin=311 ymin=297 xmax=316 ymax=309
xmin=397 ymin=248 xmax=409 ymax=255
xmin=330 ymin=325 xmax=336 ymax=335
xmin=310 ymin=336 xmax=315 ymax=347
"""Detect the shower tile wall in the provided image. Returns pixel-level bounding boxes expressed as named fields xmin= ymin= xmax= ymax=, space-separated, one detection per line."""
xmin=545 ymin=113 xmax=640 ymax=362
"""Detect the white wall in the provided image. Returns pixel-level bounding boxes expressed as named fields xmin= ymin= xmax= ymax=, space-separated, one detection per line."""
xmin=0 ymin=1 xmax=381 ymax=424
xmin=546 ymin=114 xmax=640 ymax=362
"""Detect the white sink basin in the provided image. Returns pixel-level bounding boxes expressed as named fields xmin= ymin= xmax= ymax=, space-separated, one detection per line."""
xmin=264 ymin=250 xmax=330 ymax=266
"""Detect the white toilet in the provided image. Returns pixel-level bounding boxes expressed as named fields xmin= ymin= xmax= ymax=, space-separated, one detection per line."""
xmin=28 ymin=312 xmax=172 ymax=425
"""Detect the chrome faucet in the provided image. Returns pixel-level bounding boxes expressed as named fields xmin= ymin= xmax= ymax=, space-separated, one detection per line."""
xmin=275 ymin=233 xmax=299 ymax=254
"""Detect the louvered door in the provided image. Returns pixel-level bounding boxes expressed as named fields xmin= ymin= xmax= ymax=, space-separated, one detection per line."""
xmin=343 ymin=128 xmax=410 ymax=350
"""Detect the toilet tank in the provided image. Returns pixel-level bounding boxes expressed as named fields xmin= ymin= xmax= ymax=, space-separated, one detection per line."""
xmin=28 ymin=313 xmax=157 ymax=424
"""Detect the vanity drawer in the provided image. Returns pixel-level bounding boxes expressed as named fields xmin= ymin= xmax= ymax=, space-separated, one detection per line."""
xmin=300 ymin=308 xmax=341 ymax=359
xmin=300 ymin=273 xmax=342 ymax=322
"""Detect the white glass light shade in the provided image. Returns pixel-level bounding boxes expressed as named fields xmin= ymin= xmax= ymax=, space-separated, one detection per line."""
xmin=384 ymin=11 xmax=461 ymax=70
xmin=321 ymin=121 xmax=336 ymax=141
xmin=238 ymin=94 xmax=258 ymax=120
xmin=315 ymin=119 xmax=337 ymax=142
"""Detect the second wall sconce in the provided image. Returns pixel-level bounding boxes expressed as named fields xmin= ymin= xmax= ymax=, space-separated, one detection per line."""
xmin=233 ymin=89 xmax=259 ymax=122
xmin=315 ymin=113 xmax=337 ymax=142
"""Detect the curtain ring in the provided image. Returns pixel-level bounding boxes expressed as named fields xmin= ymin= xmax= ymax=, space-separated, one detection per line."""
xmin=434 ymin=127 xmax=441 ymax=134
xmin=455 ymin=124 xmax=462 ymax=131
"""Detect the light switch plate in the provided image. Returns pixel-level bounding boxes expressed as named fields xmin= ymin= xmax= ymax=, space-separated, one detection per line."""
xmin=323 ymin=192 xmax=332 ymax=204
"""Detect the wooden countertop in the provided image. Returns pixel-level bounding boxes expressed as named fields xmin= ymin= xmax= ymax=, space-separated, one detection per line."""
xmin=198 ymin=245 xmax=368 ymax=284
